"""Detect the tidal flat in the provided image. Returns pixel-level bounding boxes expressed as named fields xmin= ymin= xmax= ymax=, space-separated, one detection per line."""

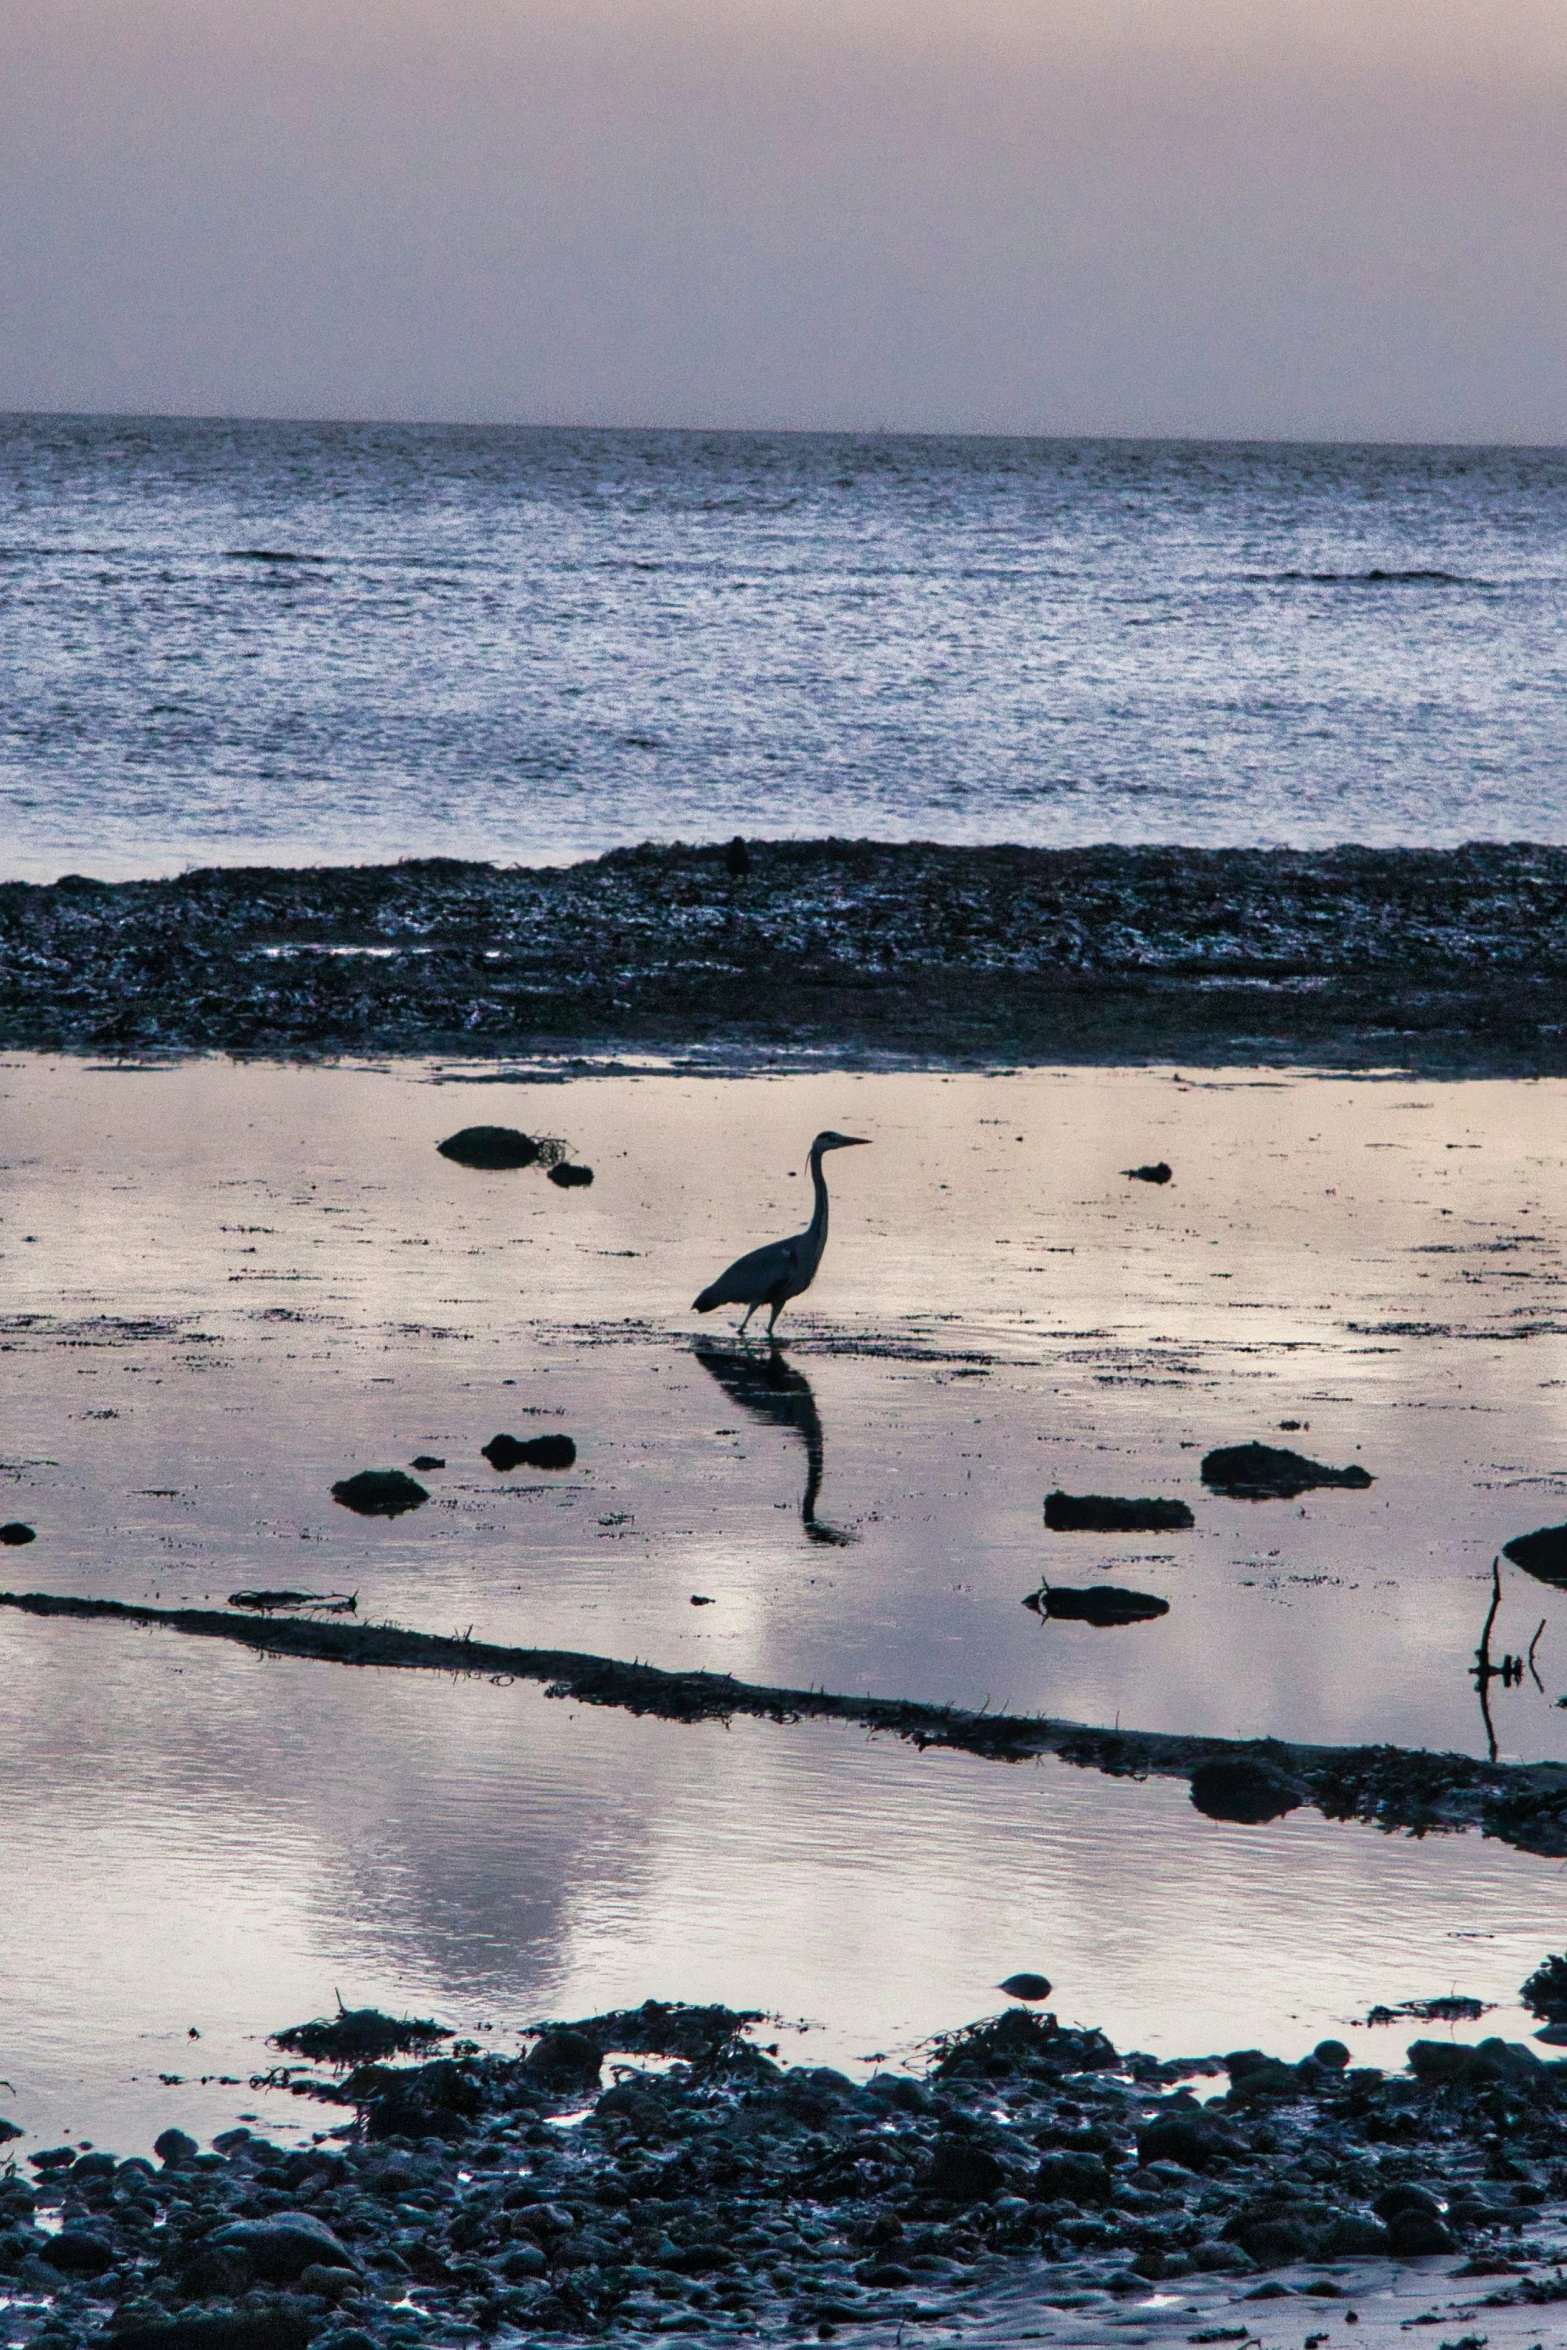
xmin=5 ymin=1053 xmax=1567 ymax=2346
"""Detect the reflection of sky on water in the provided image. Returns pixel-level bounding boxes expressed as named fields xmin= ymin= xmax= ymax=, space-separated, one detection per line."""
xmin=3 ymin=1056 xmax=1567 ymax=2151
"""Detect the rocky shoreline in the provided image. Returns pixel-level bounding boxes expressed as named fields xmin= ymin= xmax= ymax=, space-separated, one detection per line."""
xmin=6 ymin=2000 xmax=1567 ymax=2350
xmin=6 ymin=841 xmax=1567 ymax=1071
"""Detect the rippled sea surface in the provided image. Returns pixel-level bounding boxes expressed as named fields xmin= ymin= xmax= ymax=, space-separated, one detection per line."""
xmin=4 ymin=1057 xmax=1567 ymax=2153
xmin=3 ymin=419 xmax=1566 ymax=882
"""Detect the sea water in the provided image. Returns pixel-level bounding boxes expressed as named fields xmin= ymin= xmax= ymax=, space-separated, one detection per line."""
xmin=2 ymin=418 xmax=1565 ymax=883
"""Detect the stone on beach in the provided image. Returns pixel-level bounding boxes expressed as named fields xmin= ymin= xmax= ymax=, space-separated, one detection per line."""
xmin=483 ymin=1430 xmax=577 ymax=1471
xmin=1123 ymin=1160 xmax=1173 ymax=1183
xmin=1201 ymin=1440 xmax=1374 ymax=1498
xmin=1024 ymin=1583 xmax=1170 ymax=1625
xmin=998 ymin=1970 xmax=1053 ymax=2001
xmin=547 ymin=1160 xmax=594 ymax=1187
xmin=330 ymin=1467 xmax=428 ymax=1516
xmin=436 ymin=1124 xmax=541 ymax=1168
xmin=1044 ymin=1490 xmax=1194 ymax=1532
xmin=0 ymin=1521 xmax=36 ymax=1544
xmin=204 ymin=2211 xmax=359 ymax=2282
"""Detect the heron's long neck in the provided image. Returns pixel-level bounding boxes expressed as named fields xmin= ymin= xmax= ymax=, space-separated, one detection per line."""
xmin=806 ymin=1148 xmax=830 ymax=1248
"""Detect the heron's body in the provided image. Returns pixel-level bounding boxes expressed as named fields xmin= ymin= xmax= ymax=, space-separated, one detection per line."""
xmin=693 ymin=1130 xmax=868 ymax=1338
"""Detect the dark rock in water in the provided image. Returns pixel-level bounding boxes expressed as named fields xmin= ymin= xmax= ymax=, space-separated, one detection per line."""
xmin=331 ymin=1467 xmax=428 ymax=1516
xmin=1201 ymin=1441 xmax=1373 ymax=1499
xmin=111 ymin=2309 xmax=316 ymax=2350
xmin=925 ymin=2137 xmax=1005 ymax=2202
xmin=998 ymin=1971 xmax=1052 ymax=2001
xmin=483 ymin=1431 xmax=577 ymax=1471
xmin=0 ymin=1522 xmax=35 ymax=1545
xmin=409 ymin=1453 xmax=445 ymax=1470
xmin=40 ymin=2227 xmax=115 ymax=2274
xmin=1025 ymin=1584 xmax=1170 ymax=1626
xmin=1189 ymin=1755 xmax=1306 ymax=1823
xmin=524 ymin=2028 xmax=603 ymax=2090
xmin=273 ymin=2003 xmax=451 ymax=2063
xmin=154 ymin=2127 xmax=199 ymax=2168
xmin=690 ymin=1592 xmax=714 ymax=1605
xmin=548 ymin=1160 xmax=594 ymax=1187
xmin=0 ymin=2115 xmax=19 ymax=2143
xmin=1124 ymin=1161 xmax=1172 ymax=1184
xmin=726 ymin=835 xmax=752 ymax=879
xmin=206 ymin=2212 xmax=358 ymax=2282
xmin=1522 ymin=1951 xmax=1567 ymax=2019
xmin=1312 ymin=2037 xmax=1350 ymax=2069
xmin=437 ymin=1124 xmax=540 ymax=1169
xmin=1044 ymin=1490 xmax=1194 ymax=1533
xmin=1503 ymin=1523 xmax=1567 ymax=1585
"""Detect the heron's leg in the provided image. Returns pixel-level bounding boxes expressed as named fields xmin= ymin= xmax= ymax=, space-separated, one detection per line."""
xmin=737 ymin=1301 xmax=756 ymax=1335
xmin=765 ymin=1298 xmax=783 ymax=1341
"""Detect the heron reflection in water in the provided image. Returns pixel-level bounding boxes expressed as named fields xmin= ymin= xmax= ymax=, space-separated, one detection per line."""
xmin=693 ymin=1341 xmax=854 ymax=1546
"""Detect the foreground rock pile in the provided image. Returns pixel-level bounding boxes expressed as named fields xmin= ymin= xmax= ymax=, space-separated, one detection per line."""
xmin=6 ymin=2004 xmax=1567 ymax=2349
xmin=5 ymin=840 xmax=1567 ymax=1067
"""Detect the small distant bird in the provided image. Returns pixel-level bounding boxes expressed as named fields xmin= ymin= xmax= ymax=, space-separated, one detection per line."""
xmin=693 ymin=1130 xmax=869 ymax=1340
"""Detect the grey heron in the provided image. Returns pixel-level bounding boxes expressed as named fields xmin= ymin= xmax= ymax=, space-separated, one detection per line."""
xmin=692 ymin=1130 xmax=868 ymax=1340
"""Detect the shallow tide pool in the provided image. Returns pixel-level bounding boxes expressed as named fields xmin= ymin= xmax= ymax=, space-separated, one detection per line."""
xmin=2 ymin=1055 xmax=1566 ymax=2152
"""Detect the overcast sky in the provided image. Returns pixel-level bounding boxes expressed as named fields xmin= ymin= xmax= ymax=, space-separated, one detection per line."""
xmin=2 ymin=0 xmax=1564 ymax=440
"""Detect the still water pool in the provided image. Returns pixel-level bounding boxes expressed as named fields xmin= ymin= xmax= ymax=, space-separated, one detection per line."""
xmin=2 ymin=1056 xmax=1565 ymax=2152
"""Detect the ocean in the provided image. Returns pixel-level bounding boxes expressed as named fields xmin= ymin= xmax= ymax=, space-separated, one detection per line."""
xmin=2 ymin=416 xmax=1565 ymax=883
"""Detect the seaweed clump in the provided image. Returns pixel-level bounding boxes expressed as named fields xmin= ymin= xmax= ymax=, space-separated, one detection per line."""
xmin=272 ymin=2004 xmax=453 ymax=2064
xmin=1522 ymin=1952 xmax=1567 ymax=2023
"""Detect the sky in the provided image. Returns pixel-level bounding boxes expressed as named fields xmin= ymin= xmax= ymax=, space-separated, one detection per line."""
xmin=1 ymin=0 xmax=1564 ymax=440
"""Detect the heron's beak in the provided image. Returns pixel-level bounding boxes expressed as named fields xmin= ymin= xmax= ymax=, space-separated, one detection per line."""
xmin=834 ymin=1136 xmax=870 ymax=1148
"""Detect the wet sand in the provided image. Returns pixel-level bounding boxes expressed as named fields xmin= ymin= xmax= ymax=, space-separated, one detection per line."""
xmin=6 ymin=840 xmax=1567 ymax=1070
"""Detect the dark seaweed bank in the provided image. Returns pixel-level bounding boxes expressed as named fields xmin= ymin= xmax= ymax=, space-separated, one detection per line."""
xmin=9 ymin=1591 xmax=1567 ymax=1863
xmin=7 ymin=2004 xmax=1567 ymax=2349
xmin=8 ymin=841 xmax=1567 ymax=1071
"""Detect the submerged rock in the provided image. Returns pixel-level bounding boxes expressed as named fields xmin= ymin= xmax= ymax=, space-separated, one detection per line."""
xmin=998 ymin=1971 xmax=1053 ymax=2001
xmin=1044 ymin=1490 xmax=1194 ymax=1532
xmin=1025 ymin=1583 xmax=1170 ymax=1626
xmin=1123 ymin=1161 xmax=1173 ymax=1184
xmin=1504 ymin=1522 xmax=1567 ymax=1585
xmin=330 ymin=1468 xmax=428 ymax=1517
xmin=1201 ymin=1441 xmax=1373 ymax=1499
xmin=436 ymin=1124 xmax=540 ymax=1169
xmin=483 ymin=1431 xmax=577 ymax=1471
xmin=547 ymin=1161 xmax=594 ymax=1188
xmin=1189 ymin=1754 xmax=1307 ymax=1823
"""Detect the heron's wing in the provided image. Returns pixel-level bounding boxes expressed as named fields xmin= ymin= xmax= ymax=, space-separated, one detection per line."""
xmin=693 ymin=1232 xmax=803 ymax=1312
